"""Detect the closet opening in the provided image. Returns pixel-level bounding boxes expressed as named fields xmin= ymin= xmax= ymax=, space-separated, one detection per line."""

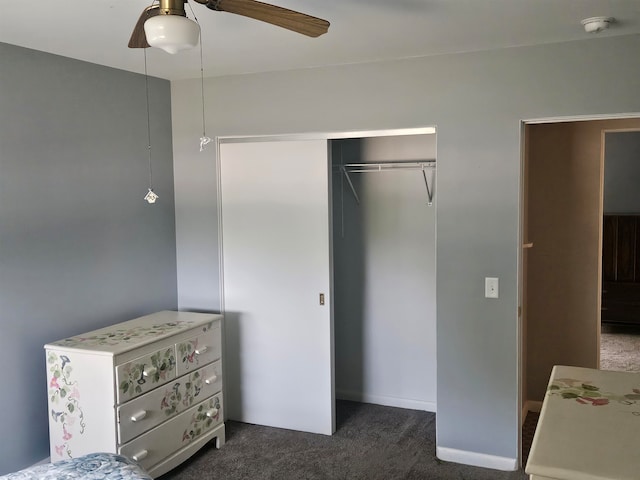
xmin=217 ymin=127 xmax=437 ymax=439
xmin=330 ymin=132 xmax=437 ymax=417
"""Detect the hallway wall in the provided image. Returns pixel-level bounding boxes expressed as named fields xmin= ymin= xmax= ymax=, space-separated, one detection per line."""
xmin=604 ymin=131 xmax=640 ymax=213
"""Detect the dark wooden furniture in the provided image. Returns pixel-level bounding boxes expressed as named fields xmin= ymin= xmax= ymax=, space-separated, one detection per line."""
xmin=601 ymin=214 xmax=640 ymax=325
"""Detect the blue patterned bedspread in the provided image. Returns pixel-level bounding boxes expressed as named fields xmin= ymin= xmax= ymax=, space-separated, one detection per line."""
xmin=0 ymin=453 xmax=152 ymax=480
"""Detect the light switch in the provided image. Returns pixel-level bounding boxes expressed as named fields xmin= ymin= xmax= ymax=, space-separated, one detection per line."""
xmin=485 ymin=277 xmax=499 ymax=299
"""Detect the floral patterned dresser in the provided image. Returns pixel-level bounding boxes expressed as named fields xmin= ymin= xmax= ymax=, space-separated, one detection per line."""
xmin=525 ymin=365 xmax=640 ymax=480
xmin=45 ymin=310 xmax=224 ymax=478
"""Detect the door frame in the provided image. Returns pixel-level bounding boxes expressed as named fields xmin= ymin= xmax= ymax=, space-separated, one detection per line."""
xmin=215 ymin=126 xmax=437 ymax=430
xmin=518 ymin=112 xmax=640 ymax=466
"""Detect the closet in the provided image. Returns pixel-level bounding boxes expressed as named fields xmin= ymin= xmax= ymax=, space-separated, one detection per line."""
xmin=218 ymin=129 xmax=437 ymax=436
xmin=331 ymin=134 xmax=437 ymax=412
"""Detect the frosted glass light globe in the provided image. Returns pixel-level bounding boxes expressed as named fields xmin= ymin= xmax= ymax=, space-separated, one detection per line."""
xmin=144 ymin=15 xmax=200 ymax=54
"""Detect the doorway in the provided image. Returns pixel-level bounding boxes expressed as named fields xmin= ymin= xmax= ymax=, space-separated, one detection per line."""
xmin=521 ymin=119 xmax=607 ymax=464
xmin=521 ymin=117 xmax=640 ymax=459
xmin=599 ymin=130 xmax=640 ymax=373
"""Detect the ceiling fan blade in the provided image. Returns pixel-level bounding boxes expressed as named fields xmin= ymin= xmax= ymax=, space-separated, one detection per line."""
xmin=207 ymin=0 xmax=329 ymax=37
xmin=128 ymin=5 xmax=162 ymax=48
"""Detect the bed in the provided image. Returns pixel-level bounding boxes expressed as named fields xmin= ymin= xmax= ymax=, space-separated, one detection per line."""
xmin=0 ymin=453 xmax=152 ymax=480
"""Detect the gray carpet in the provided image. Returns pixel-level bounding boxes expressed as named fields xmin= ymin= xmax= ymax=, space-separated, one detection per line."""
xmin=160 ymin=401 xmax=527 ymax=480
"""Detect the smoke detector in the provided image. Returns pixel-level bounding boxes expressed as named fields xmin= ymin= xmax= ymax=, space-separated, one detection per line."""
xmin=581 ymin=16 xmax=614 ymax=33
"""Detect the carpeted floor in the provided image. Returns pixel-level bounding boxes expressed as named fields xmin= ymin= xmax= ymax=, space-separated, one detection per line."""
xmin=160 ymin=400 xmax=528 ymax=480
xmin=155 ymin=326 xmax=640 ymax=479
xmin=521 ymin=411 xmax=539 ymax=468
xmin=155 ymin=327 xmax=640 ymax=479
xmin=600 ymin=324 xmax=640 ymax=372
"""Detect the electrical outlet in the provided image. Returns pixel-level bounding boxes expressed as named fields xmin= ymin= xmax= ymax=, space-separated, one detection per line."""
xmin=485 ymin=277 xmax=499 ymax=299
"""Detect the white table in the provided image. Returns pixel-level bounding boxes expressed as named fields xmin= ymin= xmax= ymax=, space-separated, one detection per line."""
xmin=526 ymin=365 xmax=640 ymax=480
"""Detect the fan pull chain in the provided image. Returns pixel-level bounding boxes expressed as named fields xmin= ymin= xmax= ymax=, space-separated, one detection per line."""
xmin=198 ymin=35 xmax=211 ymax=151
xmin=143 ymin=49 xmax=158 ymax=204
xmin=187 ymin=0 xmax=211 ymax=151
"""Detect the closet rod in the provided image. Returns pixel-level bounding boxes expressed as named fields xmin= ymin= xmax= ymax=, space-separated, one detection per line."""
xmin=339 ymin=160 xmax=436 ymax=206
xmin=341 ymin=160 xmax=435 ymax=173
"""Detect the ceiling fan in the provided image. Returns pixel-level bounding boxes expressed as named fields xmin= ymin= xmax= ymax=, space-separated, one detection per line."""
xmin=129 ymin=0 xmax=330 ymax=53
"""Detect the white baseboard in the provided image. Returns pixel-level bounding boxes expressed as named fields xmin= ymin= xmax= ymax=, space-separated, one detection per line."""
xmin=336 ymin=389 xmax=436 ymax=412
xmin=30 ymin=457 xmax=50 ymax=467
xmin=526 ymin=400 xmax=543 ymax=413
xmin=436 ymin=446 xmax=518 ymax=471
xmin=522 ymin=400 xmax=543 ymax=425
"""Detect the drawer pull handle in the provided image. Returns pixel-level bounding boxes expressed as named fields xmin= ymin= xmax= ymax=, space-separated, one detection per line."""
xmin=205 ymin=408 xmax=219 ymax=418
xmin=132 ymin=450 xmax=148 ymax=462
xmin=195 ymin=346 xmax=209 ymax=355
xmin=143 ymin=366 xmax=157 ymax=377
xmin=205 ymin=375 xmax=218 ymax=385
xmin=130 ymin=410 xmax=147 ymax=422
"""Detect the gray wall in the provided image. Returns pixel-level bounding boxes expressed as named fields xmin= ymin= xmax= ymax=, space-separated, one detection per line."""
xmin=172 ymin=34 xmax=640 ymax=468
xmin=0 ymin=43 xmax=177 ymax=474
xmin=332 ymin=135 xmax=437 ymax=411
xmin=604 ymin=131 xmax=640 ymax=213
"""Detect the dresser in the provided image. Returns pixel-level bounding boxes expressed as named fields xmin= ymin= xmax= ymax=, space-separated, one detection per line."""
xmin=45 ymin=310 xmax=225 ymax=478
xmin=526 ymin=365 xmax=640 ymax=480
xmin=601 ymin=214 xmax=640 ymax=325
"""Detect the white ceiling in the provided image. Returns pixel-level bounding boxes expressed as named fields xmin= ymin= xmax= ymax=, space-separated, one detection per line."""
xmin=1 ymin=0 xmax=639 ymax=81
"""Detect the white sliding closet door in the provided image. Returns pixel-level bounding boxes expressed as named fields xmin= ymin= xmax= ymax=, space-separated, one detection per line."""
xmin=220 ymin=139 xmax=334 ymax=435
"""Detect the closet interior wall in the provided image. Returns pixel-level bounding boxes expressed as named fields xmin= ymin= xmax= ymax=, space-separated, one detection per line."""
xmin=331 ymin=134 xmax=437 ymax=412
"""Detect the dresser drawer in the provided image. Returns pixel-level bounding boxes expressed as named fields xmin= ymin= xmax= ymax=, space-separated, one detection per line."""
xmin=116 ymin=346 xmax=177 ymax=404
xmin=119 ymin=394 xmax=223 ymax=471
xmin=176 ymin=326 xmax=221 ymax=376
xmin=117 ymin=361 xmax=223 ymax=444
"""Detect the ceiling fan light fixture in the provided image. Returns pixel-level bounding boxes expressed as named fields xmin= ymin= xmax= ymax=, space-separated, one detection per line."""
xmin=144 ymin=14 xmax=200 ymax=54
